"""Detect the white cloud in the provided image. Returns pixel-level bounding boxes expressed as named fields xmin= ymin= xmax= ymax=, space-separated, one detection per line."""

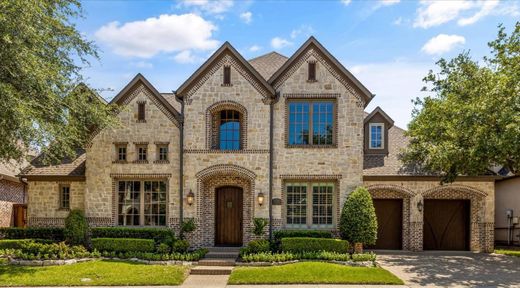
xmin=379 ymin=0 xmax=400 ymax=6
xmin=271 ymin=37 xmax=293 ymax=49
xmin=340 ymin=0 xmax=352 ymax=6
xmin=131 ymin=61 xmax=153 ymax=69
xmin=172 ymin=50 xmax=203 ymax=63
xmin=421 ymin=34 xmax=466 ymax=55
xmin=240 ymin=11 xmax=252 ymax=24
xmin=248 ymin=45 xmax=261 ymax=52
xmin=95 ymin=14 xmax=218 ymax=58
xmin=177 ymin=0 xmax=233 ymax=14
xmin=413 ymin=0 xmax=473 ymax=28
xmin=290 ymin=25 xmax=315 ymax=39
xmin=457 ymin=0 xmax=499 ymax=26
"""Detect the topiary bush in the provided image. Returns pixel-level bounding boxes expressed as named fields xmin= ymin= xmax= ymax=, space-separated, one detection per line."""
xmin=339 ymin=186 xmax=377 ymax=250
xmin=64 ymin=209 xmax=89 ymax=246
xmin=281 ymin=237 xmax=350 ymax=253
xmin=91 ymin=238 xmax=155 ymax=253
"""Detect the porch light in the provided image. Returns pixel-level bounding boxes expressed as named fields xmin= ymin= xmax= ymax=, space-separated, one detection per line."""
xmin=257 ymin=192 xmax=265 ymax=206
xmin=187 ymin=189 xmax=195 ymax=206
xmin=417 ymin=199 xmax=423 ymax=212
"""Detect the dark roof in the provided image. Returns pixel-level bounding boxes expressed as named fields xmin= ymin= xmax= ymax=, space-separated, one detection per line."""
xmin=248 ymin=52 xmax=288 ymax=80
xmin=20 ymin=150 xmax=86 ymax=178
xmin=364 ymin=106 xmax=394 ymax=127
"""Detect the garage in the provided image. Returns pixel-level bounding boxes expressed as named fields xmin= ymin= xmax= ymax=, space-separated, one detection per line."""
xmin=373 ymin=199 xmax=403 ymax=249
xmin=423 ymin=199 xmax=470 ymax=250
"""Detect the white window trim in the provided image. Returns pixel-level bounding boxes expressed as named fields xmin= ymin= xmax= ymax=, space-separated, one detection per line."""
xmin=369 ymin=123 xmax=384 ymax=149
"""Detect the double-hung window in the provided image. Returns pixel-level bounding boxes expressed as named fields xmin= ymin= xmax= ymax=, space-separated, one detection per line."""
xmin=369 ymin=123 xmax=384 ymax=149
xmin=286 ymin=182 xmax=334 ymax=229
xmin=59 ymin=184 xmax=70 ymax=209
xmin=117 ymin=180 xmax=167 ymax=226
xmin=288 ymin=100 xmax=335 ymax=146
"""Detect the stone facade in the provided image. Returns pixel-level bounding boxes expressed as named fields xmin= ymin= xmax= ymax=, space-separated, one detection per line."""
xmin=0 ymin=179 xmax=25 ymax=227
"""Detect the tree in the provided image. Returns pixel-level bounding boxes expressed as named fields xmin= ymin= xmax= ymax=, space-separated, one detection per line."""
xmin=0 ymin=0 xmax=115 ymax=164
xmin=339 ymin=186 xmax=377 ymax=252
xmin=402 ymin=22 xmax=520 ymax=182
xmin=64 ymin=209 xmax=89 ymax=246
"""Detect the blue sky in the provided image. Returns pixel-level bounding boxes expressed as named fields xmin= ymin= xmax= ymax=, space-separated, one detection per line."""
xmin=77 ymin=0 xmax=519 ymax=128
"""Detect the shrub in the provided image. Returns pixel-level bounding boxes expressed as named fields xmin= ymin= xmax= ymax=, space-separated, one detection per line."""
xmin=240 ymin=239 xmax=270 ymax=255
xmin=156 ymin=243 xmax=171 ymax=254
xmin=0 ymin=242 xmax=95 ymax=260
xmin=281 ymin=237 xmax=349 ymax=253
xmin=339 ymin=186 xmax=377 ymax=246
xmin=91 ymin=227 xmax=174 ymax=244
xmin=0 ymin=239 xmax=32 ymax=250
xmin=64 ymin=209 xmax=89 ymax=246
xmin=180 ymin=218 xmax=196 ymax=239
xmin=99 ymin=248 xmax=208 ymax=261
xmin=272 ymin=230 xmax=333 ymax=251
xmin=172 ymin=239 xmax=190 ymax=253
xmin=91 ymin=238 xmax=155 ymax=253
xmin=0 ymin=227 xmax=64 ymax=241
xmin=252 ymin=218 xmax=268 ymax=236
xmin=241 ymin=252 xmax=296 ymax=262
xmin=351 ymin=252 xmax=376 ymax=262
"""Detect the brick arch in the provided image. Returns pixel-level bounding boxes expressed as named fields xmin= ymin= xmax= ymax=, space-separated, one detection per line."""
xmin=366 ymin=184 xmax=413 ymax=250
xmin=205 ymin=100 xmax=248 ymax=150
xmin=196 ymin=164 xmax=256 ymax=182
xmin=421 ymin=184 xmax=487 ymax=198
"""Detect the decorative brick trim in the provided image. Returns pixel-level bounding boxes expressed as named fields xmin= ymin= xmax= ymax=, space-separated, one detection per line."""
xmin=279 ymin=174 xmax=342 ymax=180
xmin=205 ymin=100 xmax=248 ymax=150
xmin=132 ymin=160 xmax=149 ymax=164
xmin=422 ymin=184 xmax=488 ymax=197
xmin=284 ymin=93 xmax=340 ymax=99
xmin=28 ymin=217 xmax=64 ymax=227
xmin=111 ymin=160 xmax=128 ymax=164
xmin=113 ymin=142 xmax=129 ymax=145
xmin=196 ymin=164 xmax=257 ymax=182
xmin=184 ymin=149 xmax=269 ymax=154
xmin=184 ymin=53 xmax=273 ymax=105
xmin=133 ymin=142 xmax=149 ymax=145
xmin=153 ymin=160 xmax=170 ymax=164
xmin=272 ymin=47 xmax=365 ymax=107
xmin=87 ymin=217 xmax=113 ymax=227
xmin=110 ymin=173 xmax=172 ymax=179
xmin=154 ymin=141 xmax=170 ymax=145
xmin=366 ymin=184 xmax=415 ymax=197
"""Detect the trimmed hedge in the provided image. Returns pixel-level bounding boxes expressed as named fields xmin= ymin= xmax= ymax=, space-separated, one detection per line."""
xmin=272 ymin=230 xmax=333 ymax=251
xmin=0 ymin=228 xmax=64 ymax=241
xmin=91 ymin=238 xmax=155 ymax=253
xmin=281 ymin=237 xmax=350 ymax=253
xmin=91 ymin=227 xmax=174 ymax=243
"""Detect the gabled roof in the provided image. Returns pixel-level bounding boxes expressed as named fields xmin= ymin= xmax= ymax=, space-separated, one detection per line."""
xmin=268 ymin=36 xmax=374 ymax=106
xmin=364 ymin=106 xmax=395 ymax=127
xmin=176 ymin=42 xmax=275 ymax=98
xmin=248 ymin=52 xmax=288 ymax=80
xmin=111 ymin=73 xmax=181 ymax=122
xmin=20 ymin=149 xmax=86 ymax=180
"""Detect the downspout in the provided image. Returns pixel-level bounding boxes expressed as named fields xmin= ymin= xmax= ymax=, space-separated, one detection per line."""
xmin=268 ymin=93 xmax=277 ymax=241
xmin=175 ymin=94 xmax=185 ymax=238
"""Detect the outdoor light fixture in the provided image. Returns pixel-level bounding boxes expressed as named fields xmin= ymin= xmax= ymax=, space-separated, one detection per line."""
xmin=257 ymin=192 xmax=265 ymax=206
xmin=186 ymin=189 xmax=194 ymax=206
xmin=417 ymin=199 xmax=423 ymax=212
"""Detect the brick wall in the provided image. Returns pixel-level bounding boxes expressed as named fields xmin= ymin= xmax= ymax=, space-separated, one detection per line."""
xmin=0 ymin=179 xmax=24 ymax=227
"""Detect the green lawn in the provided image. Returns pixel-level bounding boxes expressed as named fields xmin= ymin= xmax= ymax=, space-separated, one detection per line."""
xmin=228 ymin=262 xmax=404 ymax=285
xmin=495 ymin=249 xmax=520 ymax=257
xmin=0 ymin=260 xmax=188 ymax=286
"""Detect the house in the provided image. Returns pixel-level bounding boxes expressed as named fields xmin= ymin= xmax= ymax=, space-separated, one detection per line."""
xmin=20 ymin=37 xmax=496 ymax=252
xmin=1 ymin=159 xmax=30 ymax=227
xmin=495 ymin=176 xmax=520 ymax=246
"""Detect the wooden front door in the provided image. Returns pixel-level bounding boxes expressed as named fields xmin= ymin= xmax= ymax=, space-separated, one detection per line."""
xmin=215 ymin=186 xmax=243 ymax=246
xmin=373 ymin=199 xmax=403 ymax=250
xmin=423 ymin=199 xmax=470 ymax=251
xmin=13 ymin=204 xmax=27 ymax=228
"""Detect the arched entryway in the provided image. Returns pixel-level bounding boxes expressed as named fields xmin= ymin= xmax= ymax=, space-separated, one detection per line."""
xmin=215 ymin=186 xmax=243 ymax=246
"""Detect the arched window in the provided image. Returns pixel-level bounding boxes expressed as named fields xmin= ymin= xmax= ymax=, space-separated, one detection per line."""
xmin=219 ymin=110 xmax=241 ymax=150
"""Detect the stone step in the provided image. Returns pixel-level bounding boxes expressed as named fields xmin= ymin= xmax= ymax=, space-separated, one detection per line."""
xmin=190 ymin=266 xmax=234 ymax=275
xmin=198 ymin=258 xmax=236 ymax=266
xmin=205 ymin=251 xmax=239 ymax=259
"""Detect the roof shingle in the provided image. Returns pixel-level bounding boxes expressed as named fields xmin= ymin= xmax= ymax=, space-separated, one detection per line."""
xmin=248 ymin=52 xmax=288 ymax=80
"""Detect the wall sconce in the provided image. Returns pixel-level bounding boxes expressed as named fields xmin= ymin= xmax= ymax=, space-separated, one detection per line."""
xmin=186 ymin=189 xmax=194 ymax=206
xmin=417 ymin=199 xmax=423 ymax=212
xmin=257 ymin=192 xmax=265 ymax=206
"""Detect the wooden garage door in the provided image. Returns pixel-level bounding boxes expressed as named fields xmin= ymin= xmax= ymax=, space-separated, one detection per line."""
xmin=423 ymin=199 xmax=470 ymax=251
xmin=373 ymin=199 xmax=403 ymax=249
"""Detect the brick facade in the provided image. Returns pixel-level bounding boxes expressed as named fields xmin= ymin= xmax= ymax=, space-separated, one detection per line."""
xmin=0 ymin=179 xmax=25 ymax=227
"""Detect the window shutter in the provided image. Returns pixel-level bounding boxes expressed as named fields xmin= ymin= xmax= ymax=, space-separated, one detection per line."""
xmin=308 ymin=62 xmax=316 ymax=81
xmin=223 ymin=66 xmax=231 ymax=85
xmin=138 ymin=103 xmax=145 ymax=121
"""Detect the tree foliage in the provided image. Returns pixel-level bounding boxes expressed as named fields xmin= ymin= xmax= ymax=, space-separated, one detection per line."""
xmin=339 ymin=187 xmax=377 ymax=245
xmin=403 ymin=22 xmax=520 ymax=182
xmin=0 ymin=0 xmax=116 ymax=163
xmin=64 ymin=209 xmax=88 ymax=246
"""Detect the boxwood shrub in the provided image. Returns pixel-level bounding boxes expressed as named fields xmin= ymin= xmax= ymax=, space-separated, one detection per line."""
xmin=91 ymin=227 xmax=174 ymax=244
xmin=0 ymin=228 xmax=64 ymax=241
xmin=240 ymin=239 xmax=270 ymax=255
xmin=281 ymin=237 xmax=349 ymax=253
xmin=91 ymin=238 xmax=155 ymax=253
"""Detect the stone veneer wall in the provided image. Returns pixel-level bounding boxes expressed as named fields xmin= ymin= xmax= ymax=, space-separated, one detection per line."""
xmin=0 ymin=179 xmax=25 ymax=227
xmin=364 ymin=179 xmax=495 ymax=252
xmin=27 ymin=181 xmax=85 ymax=227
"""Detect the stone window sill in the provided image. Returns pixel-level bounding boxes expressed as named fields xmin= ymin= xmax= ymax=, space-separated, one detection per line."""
xmin=306 ymin=79 xmax=318 ymax=83
xmin=286 ymin=144 xmax=337 ymax=149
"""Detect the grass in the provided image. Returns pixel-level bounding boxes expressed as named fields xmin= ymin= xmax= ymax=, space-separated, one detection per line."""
xmin=0 ymin=260 xmax=188 ymax=286
xmin=495 ymin=249 xmax=520 ymax=257
xmin=228 ymin=262 xmax=404 ymax=285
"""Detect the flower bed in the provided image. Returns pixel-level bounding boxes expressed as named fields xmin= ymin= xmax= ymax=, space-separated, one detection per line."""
xmin=239 ymin=251 xmax=376 ymax=267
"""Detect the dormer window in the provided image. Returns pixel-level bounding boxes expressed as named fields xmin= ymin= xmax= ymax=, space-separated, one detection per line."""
xmin=308 ymin=62 xmax=316 ymax=81
xmin=137 ymin=102 xmax=146 ymax=121
xmin=223 ymin=66 xmax=231 ymax=85
xmin=369 ymin=123 xmax=384 ymax=149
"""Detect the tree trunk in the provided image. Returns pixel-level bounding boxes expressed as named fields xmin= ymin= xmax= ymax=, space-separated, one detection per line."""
xmin=354 ymin=242 xmax=363 ymax=253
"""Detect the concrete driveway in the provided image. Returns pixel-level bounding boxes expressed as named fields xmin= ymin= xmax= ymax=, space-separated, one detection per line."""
xmin=377 ymin=251 xmax=520 ymax=287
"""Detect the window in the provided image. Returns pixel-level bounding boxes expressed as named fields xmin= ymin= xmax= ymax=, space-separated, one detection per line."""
xmin=223 ymin=66 xmax=231 ymax=85
xmin=137 ymin=145 xmax=147 ymax=161
xmin=219 ymin=110 xmax=240 ymax=150
xmin=286 ymin=182 xmax=334 ymax=229
xmin=157 ymin=145 xmax=168 ymax=161
xmin=59 ymin=185 xmax=70 ymax=209
xmin=117 ymin=145 xmax=127 ymax=161
xmin=369 ymin=123 xmax=384 ymax=149
xmin=308 ymin=62 xmax=316 ymax=81
xmin=117 ymin=180 xmax=167 ymax=226
xmin=288 ymin=101 xmax=334 ymax=146
xmin=137 ymin=102 xmax=146 ymax=121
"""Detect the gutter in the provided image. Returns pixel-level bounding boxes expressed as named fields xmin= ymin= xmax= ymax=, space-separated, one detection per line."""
xmin=175 ymin=94 xmax=185 ymax=238
xmin=268 ymin=93 xmax=279 ymax=241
